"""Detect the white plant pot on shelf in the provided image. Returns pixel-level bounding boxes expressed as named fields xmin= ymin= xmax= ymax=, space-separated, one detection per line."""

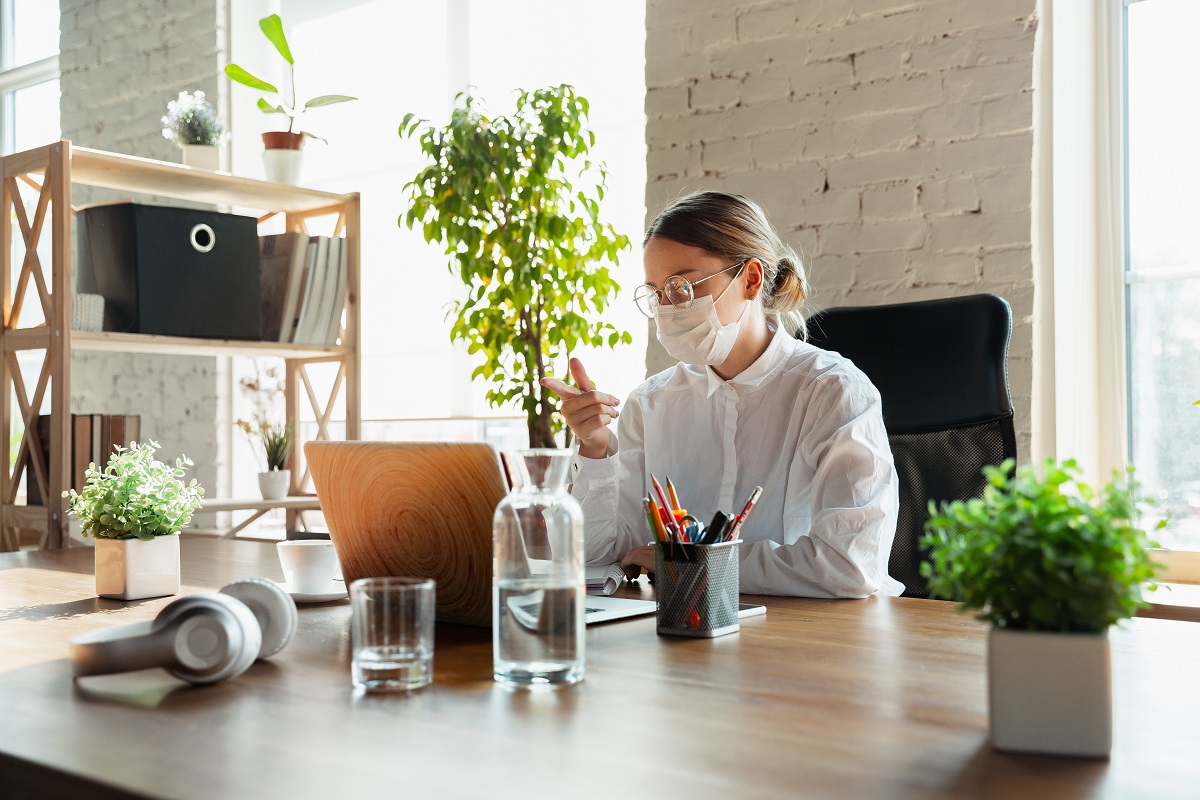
xmin=988 ymin=627 xmax=1112 ymax=758
xmin=259 ymin=469 xmax=291 ymax=501
xmin=95 ymin=535 xmax=181 ymax=600
xmin=262 ymin=149 xmax=303 ymax=184
xmin=181 ymin=144 xmax=220 ymax=171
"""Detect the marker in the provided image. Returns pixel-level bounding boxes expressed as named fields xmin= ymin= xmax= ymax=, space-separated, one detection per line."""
xmin=727 ymin=486 xmax=763 ymax=541
xmin=697 ymin=510 xmax=733 ymax=545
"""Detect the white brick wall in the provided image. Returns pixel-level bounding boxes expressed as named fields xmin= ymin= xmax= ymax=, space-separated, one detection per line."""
xmin=645 ymin=0 xmax=1038 ymax=457
xmin=60 ymin=0 xmax=227 ymax=499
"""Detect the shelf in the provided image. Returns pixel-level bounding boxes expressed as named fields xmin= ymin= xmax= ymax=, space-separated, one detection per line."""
xmin=4 ymin=143 xmax=349 ymax=214
xmin=200 ymin=497 xmax=320 ymax=513
xmin=2 ymin=328 xmax=348 ymax=359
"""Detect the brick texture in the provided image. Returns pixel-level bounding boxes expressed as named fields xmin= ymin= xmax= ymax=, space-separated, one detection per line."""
xmin=645 ymin=0 xmax=1037 ymax=457
xmin=60 ymin=0 xmax=227 ymax=500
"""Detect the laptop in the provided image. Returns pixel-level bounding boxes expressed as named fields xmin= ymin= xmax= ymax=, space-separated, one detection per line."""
xmin=305 ymin=441 xmax=656 ymax=627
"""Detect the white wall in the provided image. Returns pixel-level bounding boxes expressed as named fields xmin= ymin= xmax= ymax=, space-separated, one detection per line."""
xmin=644 ymin=0 xmax=1038 ymax=457
xmin=59 ymin=0 xmax=228 ymax=499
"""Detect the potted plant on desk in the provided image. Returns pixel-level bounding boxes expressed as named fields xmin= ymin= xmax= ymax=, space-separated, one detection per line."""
xmin=921 ymin=459 xmax=1164 ymax=757
xmin=237 ymin=417 xmax=293 ymax=500
xmin=64 ymin=441 xmax=205 ymax=601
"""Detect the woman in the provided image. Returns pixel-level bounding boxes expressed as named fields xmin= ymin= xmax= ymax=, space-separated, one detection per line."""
xmin=542 ymin=191 xmax=902 ymax=597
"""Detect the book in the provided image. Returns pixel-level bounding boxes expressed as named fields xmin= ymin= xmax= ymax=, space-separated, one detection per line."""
xmin=586 ymin=563 xmax=627 ymax=596
xmin=328 ymin=237 xmax=349 ymax=345
xmin=316 ymin=237 xmax=344 ymax=346
xmin=281 ymin=238 xmax=316 ymax=343
xmin=259 ymin=232 xmax=308 ymax=342
xmin=293 ymin=236 xmax=330 ymax=344
xmin=73 ymin=415 xmax=93 ymax=492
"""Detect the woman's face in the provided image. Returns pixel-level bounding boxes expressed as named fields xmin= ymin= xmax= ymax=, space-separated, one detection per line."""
xmin=643 ymin=237 xmax=748 ymax=324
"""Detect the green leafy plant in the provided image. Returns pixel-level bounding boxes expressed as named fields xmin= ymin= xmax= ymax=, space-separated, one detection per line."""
xmin=160 ymin=90 xmax=228 ymax=147
xmin=399 ymin=85 xmax=632 ymax=447
xmin=921 ymin=459 xmax=1165 ymax=633
xmin=224 ymin=14 xmax=355 ymax=141
xmin=236 ymin=417 xmax=293 ymax=472
xmin=63 ymin=440 xmax=205 ymax=540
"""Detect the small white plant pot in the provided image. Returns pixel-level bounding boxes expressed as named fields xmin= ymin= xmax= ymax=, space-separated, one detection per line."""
xmin=95 ymin=535 xmax=181 ymax=601
xmin=988 ymin=627 xmax=1112 ymax=757
xmin=181 ymin=144 xmax=220 ymax=171
xmin=258 ymin=469 xmax=291 ymax=500
xmin=262 ymin=149 xmax=303 ymax=184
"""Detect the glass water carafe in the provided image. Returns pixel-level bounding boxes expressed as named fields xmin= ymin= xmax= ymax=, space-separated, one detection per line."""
xmin=493 ymin=449 xmax=585 ymax=686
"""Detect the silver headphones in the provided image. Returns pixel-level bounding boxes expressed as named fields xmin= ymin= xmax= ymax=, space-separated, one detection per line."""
xmin=70 ymin=578 xmax=298 ymax=685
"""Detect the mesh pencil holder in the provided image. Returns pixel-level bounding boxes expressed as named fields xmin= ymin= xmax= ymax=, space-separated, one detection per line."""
xmin=655 ymin=540 xmax=740 ymax=638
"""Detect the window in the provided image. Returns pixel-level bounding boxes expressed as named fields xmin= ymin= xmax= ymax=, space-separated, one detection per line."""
xmin=1123 ymin=0 xmax=1200 ymax=551
xmin=225 ymin=1 xmax=645 ymax=524
xmin=229 ymin=0 xmax=646 ymax=442
xmin=0 ymin=0 xmax=60 ymax=154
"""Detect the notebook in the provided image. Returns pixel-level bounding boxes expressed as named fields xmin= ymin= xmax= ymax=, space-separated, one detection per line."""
xmin=305 ymin=441 xmax=656 ymax=627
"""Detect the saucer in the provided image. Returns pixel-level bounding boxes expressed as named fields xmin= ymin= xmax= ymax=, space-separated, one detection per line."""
xmin=277 ymin=580 xmax=348 ymax=604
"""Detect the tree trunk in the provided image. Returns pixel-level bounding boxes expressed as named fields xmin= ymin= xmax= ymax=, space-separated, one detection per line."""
xmin=527 ymin=405 xmax=557 ymax=449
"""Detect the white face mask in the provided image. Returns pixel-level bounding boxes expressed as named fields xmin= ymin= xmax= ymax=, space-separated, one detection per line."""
xmin=654 ymin=278 xmax=750 ymax=366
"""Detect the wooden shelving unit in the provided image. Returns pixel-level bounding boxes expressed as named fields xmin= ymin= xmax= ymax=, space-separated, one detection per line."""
xmin=0 ymin=141 xmax=362 ymax=550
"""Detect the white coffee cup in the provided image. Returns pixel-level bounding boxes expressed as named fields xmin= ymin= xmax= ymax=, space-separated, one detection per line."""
xmin=277 ymin=540 xmax=340 ymax=594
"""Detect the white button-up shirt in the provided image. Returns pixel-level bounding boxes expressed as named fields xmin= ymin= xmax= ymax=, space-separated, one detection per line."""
xmin=572 ymin=323 xmax=904 ymax=598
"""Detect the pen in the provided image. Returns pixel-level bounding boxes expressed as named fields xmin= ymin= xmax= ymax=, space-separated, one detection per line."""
xmin=665 ymin=476 xmax=682 ymax=512
xmin=727 ymin=485 xmax=763 ymax=541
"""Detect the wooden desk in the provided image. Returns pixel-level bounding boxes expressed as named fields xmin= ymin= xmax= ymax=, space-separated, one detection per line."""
xmin=2 ymin=540 xmax=1199 ymax=799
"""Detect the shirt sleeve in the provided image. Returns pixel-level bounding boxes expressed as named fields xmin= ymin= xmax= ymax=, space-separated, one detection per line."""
xmin=571 ymin=387 xmax=648 ymax=566
xmin=738 ymin=372 xmax=900 ymax=598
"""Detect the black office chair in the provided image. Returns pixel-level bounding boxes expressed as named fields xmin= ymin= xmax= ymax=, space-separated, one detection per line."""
xmin=805 ymin=294 xmax=1016 ymax=598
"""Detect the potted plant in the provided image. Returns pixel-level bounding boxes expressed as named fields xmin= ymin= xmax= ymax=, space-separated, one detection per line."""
xmin=236 ymin=417 xmax=293 ymax=500
xmin=160 ymin=90 xmax=228 ymax=171
xmin=400 ymin=85 xmax=631 ymax=447
xmin=225 ymin=13 xmax=355 ymax=184
xmin=63 ymin=440 xmax=205 ymax=601
xmin=921 ymin=458 xmax=1164 ymax=757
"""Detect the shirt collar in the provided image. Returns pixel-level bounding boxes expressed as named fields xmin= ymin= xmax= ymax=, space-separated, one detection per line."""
xmin=704 ymin=320 xmax=793 ymax=397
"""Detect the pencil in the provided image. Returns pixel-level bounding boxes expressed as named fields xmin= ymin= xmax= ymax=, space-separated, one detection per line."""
xmin=665 ymin=476 xmax=682 ymax=512
xmin=727 ymin=485 xmax=763 ymax=541
xmin=648 ymin=496 xmax=670 ymax=542
xmin=643 ymin=498 xmax=665 ymax=542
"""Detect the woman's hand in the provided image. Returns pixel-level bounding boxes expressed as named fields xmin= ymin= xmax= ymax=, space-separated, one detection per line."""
xmin=540 ymin=358 xmax=621 ymax=460
xmin=620 ymin=545 xmax=656 ymax=580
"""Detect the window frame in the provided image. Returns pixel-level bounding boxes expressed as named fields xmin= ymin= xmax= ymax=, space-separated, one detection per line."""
xmin=0 ymin=0 xmax=60 ymax=155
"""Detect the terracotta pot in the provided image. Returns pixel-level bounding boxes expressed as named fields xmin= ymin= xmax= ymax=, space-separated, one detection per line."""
xmin=261 ymin=131 xmax=306 ymax=151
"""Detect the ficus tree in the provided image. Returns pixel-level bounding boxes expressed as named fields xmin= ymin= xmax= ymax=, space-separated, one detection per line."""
xmin=399 ymin=85 xmax=632 ymax=448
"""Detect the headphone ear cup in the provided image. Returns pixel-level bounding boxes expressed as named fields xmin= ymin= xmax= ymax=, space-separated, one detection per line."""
xmin=221 ymin=578 xmax=297 ymax=659
xmin=155 ymin=593 xmax=261 ymax=685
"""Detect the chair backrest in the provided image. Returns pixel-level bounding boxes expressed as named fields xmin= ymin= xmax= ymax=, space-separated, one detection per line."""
xmin=804 ymin=294 xmax=1016 ymax=598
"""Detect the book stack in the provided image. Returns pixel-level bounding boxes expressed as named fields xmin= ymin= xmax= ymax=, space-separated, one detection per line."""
xmin=259 ymin=233 xmax=348 ymax=345
xmin=25 ymin=414 xmax=141 ymax=504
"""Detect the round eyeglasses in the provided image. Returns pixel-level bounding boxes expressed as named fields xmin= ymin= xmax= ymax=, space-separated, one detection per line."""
xmin=633 ymin=260 xmax=746 ymax=318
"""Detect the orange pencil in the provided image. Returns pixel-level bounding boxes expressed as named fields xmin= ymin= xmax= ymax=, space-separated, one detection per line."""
xmin=665 ymin=476 xmax=682 ymax=512
xmin=648 ymin=496 xmax=670 ymax=542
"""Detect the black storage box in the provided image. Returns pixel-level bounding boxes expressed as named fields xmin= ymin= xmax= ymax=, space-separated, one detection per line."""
xmin=76 ymin=202 xmax=261 ymax=340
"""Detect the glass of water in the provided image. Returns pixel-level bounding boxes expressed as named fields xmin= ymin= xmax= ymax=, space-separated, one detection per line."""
xmin=350 ymin=577 xmax=435 ymax=693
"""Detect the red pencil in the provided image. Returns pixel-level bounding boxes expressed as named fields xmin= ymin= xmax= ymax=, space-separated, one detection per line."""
xmin=726 ymin=486 xmax=763 ymax=541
